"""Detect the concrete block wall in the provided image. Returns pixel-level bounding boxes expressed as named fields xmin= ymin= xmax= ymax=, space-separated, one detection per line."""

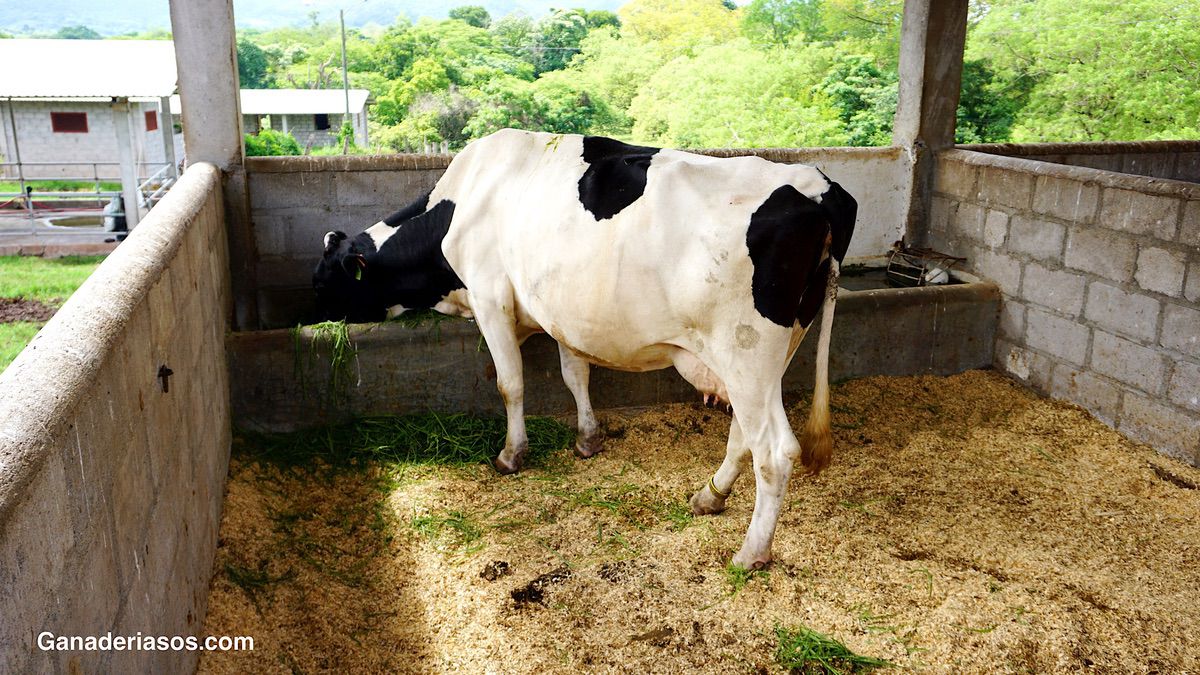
xmin=962 ymin=140 xmax=1200 ymax=184
xmin=245 ymin=145 xmax=911 ymax=328
xmin=0 ymin=100 xmax=173 ymax=180
xmin=925 ymin=148 xmax=1200 ymax=465
xmin=0 ymin=163 xmax=232 ymax=673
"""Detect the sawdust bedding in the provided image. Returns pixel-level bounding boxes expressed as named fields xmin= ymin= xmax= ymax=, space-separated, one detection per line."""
xmin=199 ymin=370 xmax=1200 ymax=674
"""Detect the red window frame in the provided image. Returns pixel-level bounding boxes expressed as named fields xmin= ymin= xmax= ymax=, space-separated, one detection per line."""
xmin=145 ymin=110 xmax=159 ymax=131
xmin=50 ymin=112 xmax=88 ymax=133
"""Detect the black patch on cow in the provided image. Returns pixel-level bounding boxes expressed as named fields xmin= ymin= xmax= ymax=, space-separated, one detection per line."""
xmin=577 ymin=136 xmax=661 ymax=221
xmin=313 ymin=199 xmax=464 ymax=322
xmin=795 ymin=257 xmax=831 ymax=329
xmin=746 ymin=186 xmax=831 ymax=328
xmin=381 ymin=191 xmax=431 ymax=227
xmin=817 ymin=177 xmax=857 ymax=263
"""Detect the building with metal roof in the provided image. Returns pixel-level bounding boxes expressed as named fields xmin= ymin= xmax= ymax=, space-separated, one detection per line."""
xmin=171 ymin=89 xmax=372 ymax=149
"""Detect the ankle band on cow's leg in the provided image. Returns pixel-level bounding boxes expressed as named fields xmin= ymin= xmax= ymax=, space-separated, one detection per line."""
xmin=709 ymin=475 xmax=732 ymax=499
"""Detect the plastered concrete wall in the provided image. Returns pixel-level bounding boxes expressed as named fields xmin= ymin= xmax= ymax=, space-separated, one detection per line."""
xmin=0 ymin=100 xmax=174 ymax=179
xmin=228 ymin=279 xmax=998 ymax=432
xmin=245 ymin=146 xmax=910 ymax=329
xmin=924 ymin=148 xmax=1200 ymax=465
xmin=0 ymin=163 xmax=232 ymax=673
xmin=962 ymin=141 xmax=1200 ymax=185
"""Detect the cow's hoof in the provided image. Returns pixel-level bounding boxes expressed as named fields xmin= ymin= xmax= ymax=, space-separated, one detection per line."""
xmin=494 ymin=452 xmax=525 ymax=475
xmin=689 ymin=484 xmax=727 ymax=516
xmin=573 ymin=433 xmax=604 ymax=459
xmin=731 ymin=550 xmax=772 ymax=571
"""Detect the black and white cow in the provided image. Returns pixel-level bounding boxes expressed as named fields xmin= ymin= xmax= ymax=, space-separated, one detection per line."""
xmin=314 ymin=129 xmax=857 ymax=569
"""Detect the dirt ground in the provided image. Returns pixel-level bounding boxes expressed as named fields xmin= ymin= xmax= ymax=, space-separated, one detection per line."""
xmin=0 ymin=297 xmax=56 ymax=323
xmin=199 ymin=370 xmax=1200 ymax=674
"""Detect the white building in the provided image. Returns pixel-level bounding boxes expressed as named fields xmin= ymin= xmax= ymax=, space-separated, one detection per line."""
xmin=243 ymin=89 xmax=370 ymax=149
xmin=0 ymin=39 xmax=180 ymax=186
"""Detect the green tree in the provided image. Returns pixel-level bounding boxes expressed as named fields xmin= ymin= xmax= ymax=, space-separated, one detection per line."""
xmin=619 ymin=0 xmax=741 ymax=57
xmin=375 ymin=57 xmax=453 ymax=124
xmin=449 ymin=6 xmax=492 ymax=29
xmin=816 ymin=53 xmax=896 ymax=146
xmin=968 ymin=0 xmax=1200 ymax=141
xmin=955 ymin=58 xmax=1027 ymax=143
xmin=55 ymin=25 xmax=102 ymax=40
xmin=237 ymin=38 xmax=275 ymax=88
xmin=530 ymin=9 xmax=591 ymax=74
xmin=742 ymin=0 xmax=825 ymax=46
xmin=557 ymin=27 xmax=667 ymax=135
xmin=629 ymin=40 xmax=845 ymax=147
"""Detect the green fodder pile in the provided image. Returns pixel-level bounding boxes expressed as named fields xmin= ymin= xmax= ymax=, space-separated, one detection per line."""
xmin=199 ymin=371 xmax=1200 ymax=674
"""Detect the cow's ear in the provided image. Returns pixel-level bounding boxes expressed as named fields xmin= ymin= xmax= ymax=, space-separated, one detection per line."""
xmin=341 ymin=253 xmax=367 ymax=280
xmin=323 ymin=231 xmax=348 ymax=255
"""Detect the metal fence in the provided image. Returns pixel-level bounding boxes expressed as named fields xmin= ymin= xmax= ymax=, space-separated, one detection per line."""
xmin=0 ymin=160 xmax=177 ymax=237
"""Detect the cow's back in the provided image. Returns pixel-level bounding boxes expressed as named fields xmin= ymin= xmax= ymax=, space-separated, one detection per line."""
xmin=436 ymin=130 xmax=838 ymax=367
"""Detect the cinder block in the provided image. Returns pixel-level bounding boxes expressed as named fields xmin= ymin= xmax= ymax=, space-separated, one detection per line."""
xmin=996 ymin=340 xmax=1053 ymax=390
xmin=1099 ymin=188 xmax=1180 ymax=239
xmin=251 ymin=214 xmax=288 ymax=257
xmin=1091 ymin=330 xmax=1167 ymax=394
xmin=1180 ymin=200 xmax=1200 ymax=247
xmin=1032 ymin=175 xmax=1099 ymax=223
xmin=1022 ymin=263 xmax=1086 ymax=316
xmin=1063 ymin=227 xmax=1137 ymax=282
xmin=247 ymin=171 xmax=336 ymax=209
xmin=334 ymin=169 xmax=443 ymax=207
xmin=933 ymin=158 xmax=976 ymax=199
xmin=1119 ymin=393 xmax=1200 ymax=465
xmin=983 ymin=209 xmax=1009 ymax=248
xmin=1186 ymin=260 xmax=1200 ymax=304
xmin=1007 ymin=214 xmax=1065 ymax=262
xmin=1134 ymin=246 xmax=1187 ymax=297
xmin=972 ymin=249 xmax=1022 ymax=291
xmin=952 ymin=201 xmax=985 ymax=240
xmin=1049 ymin=365 xmax=1121 ymax=425
xmin=1169 ymin=360 xmax=1200 ymax=412
xmin=1083 ymin=282 xmax=1161 ymax=343
xmin=1025 ymin=306 xmax=1090 ymax=366
xmin=1161 ymin=304 xmax=1200 ymax=357
xmin=929 ymin=196 xmax=956 ymax=236
xmin=1121 ymin=153 xmax=1176 ymax=180
xmin=977 ymin=164 xmax=1034 ymax=210
xmin=998 ymin=298 xmax=1025 ymax=342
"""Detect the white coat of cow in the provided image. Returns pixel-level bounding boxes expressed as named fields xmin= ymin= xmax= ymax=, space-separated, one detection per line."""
xmin=314 ymin=129 xmax=857 ymax=569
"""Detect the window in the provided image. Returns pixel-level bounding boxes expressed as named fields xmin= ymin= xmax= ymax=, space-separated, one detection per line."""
xmin=145 ymin=110 xmax=158 ymax=131
xmin=50 ymin=112 xmax=88 ymax=133
xmin=314 ymin=113 xmax=330 ymax=131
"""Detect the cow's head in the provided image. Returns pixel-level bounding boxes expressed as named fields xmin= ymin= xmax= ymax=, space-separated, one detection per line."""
xmin=312 ymin=230 xmax=388 ymax=323
xmin=312 ymin=199 xmax=465 ymax=323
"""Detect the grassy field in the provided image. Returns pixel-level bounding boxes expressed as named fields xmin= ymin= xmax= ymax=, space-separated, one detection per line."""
xmin=0 ymin=179 xmax=122 ymax=195
xmin=0 ymin=255 xmax=106 ymax=371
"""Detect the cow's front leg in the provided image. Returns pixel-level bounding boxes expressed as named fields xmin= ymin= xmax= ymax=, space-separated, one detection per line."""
xmin=690 ymin=413 xmax=748 ymax=515
xmin=474 ymin=301 xmax=528 ymax=474
xmin=558 ymin=344 xmax=603 ymax=459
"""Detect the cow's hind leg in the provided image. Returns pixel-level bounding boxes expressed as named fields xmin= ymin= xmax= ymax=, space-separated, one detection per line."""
xmin=473 ymin=294 xmax=529 ymax=474
xmin=727 ymin=387 xmax=800 ymax=570
xmin=558 ymin=343 xmax=603 ymax=459
xmin=690 ymin=413 xmax=749 ymax=515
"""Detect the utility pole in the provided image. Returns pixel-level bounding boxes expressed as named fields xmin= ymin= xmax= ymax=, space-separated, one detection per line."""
xmin=340 ymin=9 xmax=351 ymax=154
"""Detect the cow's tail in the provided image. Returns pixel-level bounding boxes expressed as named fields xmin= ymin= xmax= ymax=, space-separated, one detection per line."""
xmin=799 ymin=179 xmax=855 ymax=475
xmin=799 ymin=256 xmax=838 ymax=474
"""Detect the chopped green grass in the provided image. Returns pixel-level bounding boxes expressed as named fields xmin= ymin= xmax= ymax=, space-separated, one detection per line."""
xmin=724 ymin=562 xmax=769 ymax=595
xmin=775 ymin=624 xmax=893 ymax=674
xmin=237 ymin=412 xmax=576 ymax=472
xmin=410 ymin=509 xmax=485 ymax=553
xmin=0 ymin=255 xmax=106 ymax=303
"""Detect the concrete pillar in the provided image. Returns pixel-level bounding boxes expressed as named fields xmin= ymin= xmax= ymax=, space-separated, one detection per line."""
xmin=111 ymin=99 xmax=141 ymax=228
xmin=893 ymin=0 xmax=970 ymax=239
xmin=159 ymin=96 xmax=178 ymax=179
xmin=169 ymin=0 xmax=259 ymax=329
xmin=280 ymin=114 xmax=289 ymax=135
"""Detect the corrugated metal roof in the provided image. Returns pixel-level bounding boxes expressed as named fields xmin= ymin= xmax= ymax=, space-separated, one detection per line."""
xmin=0 ymin=39 xmax=178 ymax=98
xmin=170 ymin=89 xmax=371 ymax=116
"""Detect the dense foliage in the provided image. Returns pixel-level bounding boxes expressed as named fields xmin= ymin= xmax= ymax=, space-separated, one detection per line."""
xmin=225 ymin=0 xmax=1196 ymax=153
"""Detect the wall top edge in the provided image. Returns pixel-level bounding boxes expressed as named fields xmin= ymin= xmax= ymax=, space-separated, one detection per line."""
xmin=958 ymin=139 xmax=1200 ymax=156
xmin=939 ymin=148 xmax=1200 ymax=199
xmin=0 ymin=162 xmax=222 ymax=525
xmin=245 ymin=146 xmax=904 ymax=174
